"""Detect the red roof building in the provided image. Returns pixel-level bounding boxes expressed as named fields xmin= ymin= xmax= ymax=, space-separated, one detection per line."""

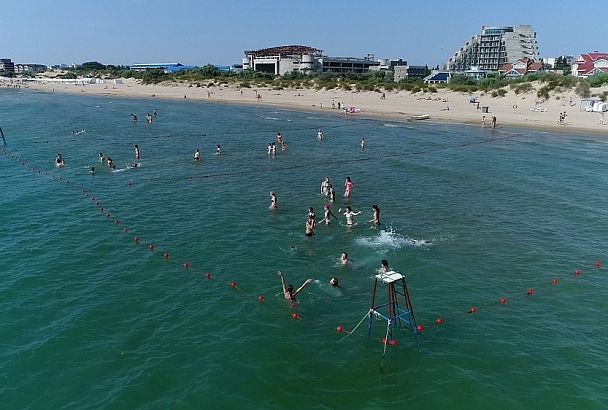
xmin=498 ymin=58 xmax=543 ymax=77
xmin=571 ymin=52 xmax=608 ymax=78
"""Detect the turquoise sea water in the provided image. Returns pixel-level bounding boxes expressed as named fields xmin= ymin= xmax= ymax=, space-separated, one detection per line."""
xmin=1 ymin=89 xmax=608 ymax=409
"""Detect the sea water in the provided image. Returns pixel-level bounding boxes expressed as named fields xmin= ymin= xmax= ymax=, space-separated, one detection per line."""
xmin=1 ymin=89 xmax=608 ymax=408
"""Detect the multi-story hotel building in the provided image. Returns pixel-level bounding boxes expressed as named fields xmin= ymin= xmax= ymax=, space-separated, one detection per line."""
xmin=445 ymin=26 xmax=539 ymax=72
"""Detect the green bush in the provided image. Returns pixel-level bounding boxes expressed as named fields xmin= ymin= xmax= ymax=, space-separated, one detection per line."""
xmin=537 ymin=86 xmax=550 ymax=100
xmin=587 ymin=72 xmax=608 ymax=88
xmin=575 ymin=81 xmax=591 ymax=98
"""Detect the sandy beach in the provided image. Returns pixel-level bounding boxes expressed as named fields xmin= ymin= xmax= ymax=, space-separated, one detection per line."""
xmin=7 ymin=77 xmax=608 ymax=134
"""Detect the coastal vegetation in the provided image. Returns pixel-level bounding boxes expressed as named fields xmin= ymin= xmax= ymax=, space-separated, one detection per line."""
xmin=41 ymin=61 xmax=608 ymax=101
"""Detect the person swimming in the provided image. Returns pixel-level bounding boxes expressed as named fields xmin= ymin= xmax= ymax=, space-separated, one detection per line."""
xmin=319 ymin=203 xmax=337 ymax=225
xmin=99 ymin=152 xmax=104 ymax=163
xmin=194 ymin=148 xmax=201 ymax=161
xmin=90 ymin=166 xmax=95 ymax=175
xmin=55 ymin=154 xmax=64 ymax=168
xmin=134 ymin=144 xmax=140 ymax=160
xmin=269 ymin=191 xmax=277 ymax=210
xmin=278 ymin=271 xmax=313 ymax=305
xmin=339 ymin=252 xmax=350 ymax=265
xmin=215 ymin=145 xmax=222 ymax=156
xmin=330 ymin=277 xmax=339 ymax=287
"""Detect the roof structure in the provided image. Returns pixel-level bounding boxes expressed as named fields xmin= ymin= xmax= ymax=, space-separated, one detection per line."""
xmin=244 ymin=45 xmax=322 ymax=58
xmin=498 ymin=58 xmax=543 ymax=76
xmin=573 ymin=52 xmax=608 ymax=77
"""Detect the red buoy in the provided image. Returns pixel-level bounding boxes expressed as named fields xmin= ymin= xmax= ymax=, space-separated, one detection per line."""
xmin=435 ymin=318 xmax=444 ymax=325
xmin=551 ymin=278 xmax=559 ymax=285
xmin=469 ymin=307 xmax=477 ymax=314
xmin=148 ymin=244 xmax=155 ymax=251
xmin=162 ymin=252 xmax=169 ymax=260
xmin=575 ymin=269 xmax=581 ymax=276
xmin=594 ymin=261 xmax=601 ymax=269
xmin=229 ymin=281 xmax=237 ymax=288
xmin=291 ymin=312 xmax=299 ymax=320
xmin=380 ymin=338 xmax=387 ymax=345
xmin=527 ymin=289 xmax=534 ymax=295
xmin=336 ymin=325 xmax=344 ymax=333
xmin=133 ymin=236 xmax=140 ymax=243
xmin=183 ymin=262 xmax=190 ymax=269
xmin=500 ymin=297 xmax=507 ymax=304
xmin=205 ymin=272 xmax=212 ymax=280
xmin=416 ymin=325 xmax=424 ymax=333
xmin=257 ymin=295 xmax=264 ymax=302
xmin=389 ymin=339 xmax=398 ymax=346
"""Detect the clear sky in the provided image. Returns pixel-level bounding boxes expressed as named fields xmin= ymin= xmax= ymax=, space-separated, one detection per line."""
xmin=3 ymin=0 xmax=606 ymax=67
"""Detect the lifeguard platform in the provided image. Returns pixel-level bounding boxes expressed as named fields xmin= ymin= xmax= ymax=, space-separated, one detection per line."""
xmin=368 ymin=270 xmax=418 ymax=342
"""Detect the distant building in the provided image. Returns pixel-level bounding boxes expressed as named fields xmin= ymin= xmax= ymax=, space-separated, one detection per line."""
xmin=424 ymin=71 xmax=451 ymax=84
xmin=0 ymin=58 xmax=15 ymax=72
xmin=243 ymin=45 xmax=405 ymax=76
xmin=465 ymin=66 xmax=487 ymax=80
xmin=393 ymin=65 xmax=428 ymax=82
xmin=15 ymin=64 xmax=47 ymax=73
xmin=130 ymin=63 xmax=194 ymax=74
xmin=498 ymin=58 xmax=543 ymax=77
xmin=571 ymin=52 xmax=608 ymax=78
xmin=445 ymin=25 xmax=539 ymax=72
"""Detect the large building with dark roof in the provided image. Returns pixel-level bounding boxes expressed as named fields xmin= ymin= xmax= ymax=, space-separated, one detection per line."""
xmin=243 ymin=45 xmax=393 ymax=75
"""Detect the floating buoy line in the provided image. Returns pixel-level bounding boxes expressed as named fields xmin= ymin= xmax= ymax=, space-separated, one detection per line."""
xmin=0 ymin=137 xmax=600 ymax=356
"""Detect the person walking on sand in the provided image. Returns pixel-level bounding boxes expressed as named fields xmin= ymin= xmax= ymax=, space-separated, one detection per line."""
xmin=344 ymin=176 xmax=353 ymax=198
xmin=278 ymin=271 xmax=314 ymax=306
xmin=491 ymin=115 xmax=497 ymax=129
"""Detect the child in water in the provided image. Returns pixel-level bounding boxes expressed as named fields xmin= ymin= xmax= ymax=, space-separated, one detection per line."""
xmin=278 ymin=271 xmax=313 ymax=305
xmin=369 ymin=204 xmax=380 ymax=225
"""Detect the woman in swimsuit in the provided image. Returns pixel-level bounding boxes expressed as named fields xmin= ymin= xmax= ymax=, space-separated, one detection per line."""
xmin=341 ymin=206 xmax=361 ymax=226
xmin=269 ymin=191 xmax=277 ymax=210
xmin=344 ymin=176 xmax=353 ymax=198
xmin=278 ymin=271 xmax=313 ymax=303
xmin=319 ymin=204 xmax=337 ymax=225
xmin=369 ymin=204 xmax=380 ymax=225
xmin=305 ymin=216 xmax=316 ymax=237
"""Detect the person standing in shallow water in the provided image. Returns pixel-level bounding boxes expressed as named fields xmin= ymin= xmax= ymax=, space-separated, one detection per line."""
xmin=194 ymin=149 xmax=201 ymax=161
xmin=269 ymin=191 xmax=277 ymax=210
xmin=134 ymin=144 xmax=140 ymax=160
xmin=344 ymin=176 xmax=353 ymax=198
xmin=369 ymin=204 xmax=380 ymax=226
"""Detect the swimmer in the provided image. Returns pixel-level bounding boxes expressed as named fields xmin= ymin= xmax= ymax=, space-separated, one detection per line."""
xmin=344 ymin=176 xmax=353 ymax=198
xmin=330 ymin=277 xmax=339 ymax=287
xmin=269 ymin=191 xmax=277 ymax=210
xmin=360 ymin=137 xmax=365 ymax=149
xmin=107 ymin=157 xmax=114 ymax=168
xmin=317 ymin=129 xmax=324 ymax=142
xmin=340 ymin=206 xmax=361 ymax=226
xmin=276 ymin=132 xmax=283 ymax=144
xmin=327 ymin=185 xmax=336 ymax=203
xmin=99 ymin=152 xmax=104 ymax=163
xmin=90 ymin=166 xmax=95 ymax=175
xmin=215 ymin=145 xmax=222 ymax=156
xmin=305 ymin=215 xmax=316 ymax=237
xmin=130 ymin=114 xmax=137 ymax=122
xmin=153 ymin=109 xmax=158 ymax=116
xmin=379 ymin=259 xmax=390 ymax=274
xmin=134 ymin=144 xmax=140 ymax=160
xmin=55 ymin=154 xmax=64 ymax=168
xmin=339 ymin=252 xmax=350 ymax=265
xmin=320 ymin=177 xmax=330 ymax=196
xmin=369 ymin=204 xmax=380 ymax=225
xmin=128 ymin=162 xmax=139 ymax=168
xmin=318 ymin=203 xmax=337 ymax=225
xmin=194 ymin=148 xmax=201 ymax=161
xmin=307 ymin=207 xmax=316 ymax=220
xmin=278 ymin=271 xmax=314 ymax=303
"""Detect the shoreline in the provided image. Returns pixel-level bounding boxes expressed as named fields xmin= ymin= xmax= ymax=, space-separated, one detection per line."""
xmin=5 ymin=78 xmax=608 ymax=136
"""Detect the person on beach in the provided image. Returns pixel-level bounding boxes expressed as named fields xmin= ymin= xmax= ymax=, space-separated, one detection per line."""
xmin=379 ymin=259 xmax=390 ymax=274
xmin=134 ymin=144 xmax=140 ymax=160
xmin=215 ymin=145 xmax=222 ymax=156
xmin=491 ymin=115 xmax=497 ymax=129
xmin=319 ymin=203 xmax=337 ymax=225
xmin=305 ymin=215 xmax=316 ymax=237
xmin=344 ymin=176 xmax=353 ymax=198
xmin=481 ymin=116 xmax=486 ymax=128
xmin=278 ymin=271 xmax=314 ymax=305
xmin=340 ymin=206 xmax=361 ymax=226
xmin=340 ymin=252 xmax=350 ymax=265
xmin=369 ymin=204 xmax=380 ymax=226
xmin=320 ymin=177 xmax=330 ymax=196
xmin=194 ymin=148 xmax=201 ymax=161
xmin=269 ymin=191 xmax=277 ymax=210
